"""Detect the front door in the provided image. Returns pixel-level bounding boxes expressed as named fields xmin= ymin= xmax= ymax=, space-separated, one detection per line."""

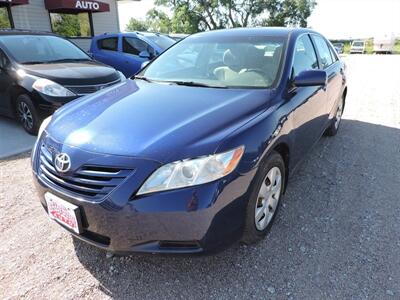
xmin=289 ymin=34 xmax=328 ymax=165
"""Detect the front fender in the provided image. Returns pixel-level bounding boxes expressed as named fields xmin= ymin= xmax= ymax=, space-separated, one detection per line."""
xmin=216 ymin=100 xmax=295 ymax=175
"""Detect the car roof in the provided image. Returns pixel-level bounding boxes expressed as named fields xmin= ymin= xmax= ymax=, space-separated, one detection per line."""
xmin=0 ymin=29 xmax=57 ymax=36
xmin=96 ymin=31 xmax=167 ymax=39
xmin=189 ymin=27 xmax=315 ymax=39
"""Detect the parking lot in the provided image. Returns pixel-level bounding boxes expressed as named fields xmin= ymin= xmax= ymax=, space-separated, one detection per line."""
xmin=0 ymin=54 xmax=399 ymax=299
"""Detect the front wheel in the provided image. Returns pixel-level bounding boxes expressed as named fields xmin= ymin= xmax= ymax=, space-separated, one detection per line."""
xmin=16 ymin=94 xmax=40 ymax=135
xmin=241 ymin=151 xmax=285 ymax=245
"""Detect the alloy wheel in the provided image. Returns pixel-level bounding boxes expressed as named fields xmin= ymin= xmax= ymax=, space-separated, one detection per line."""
xmin=254 ymin=166 xmax=282 ymax=231
xmin=17 ymin=101 xmax=33 ymax=130
xmin=334 ymin=100 xmax=344 ymax=129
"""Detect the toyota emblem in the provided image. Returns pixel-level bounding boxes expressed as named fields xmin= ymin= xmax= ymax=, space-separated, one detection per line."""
xmin=54 ymin=153 xmax=71 ymax=173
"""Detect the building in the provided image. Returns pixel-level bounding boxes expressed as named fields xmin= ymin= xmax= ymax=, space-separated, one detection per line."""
xmin=0 ymin=0 xmax=135 ymax=50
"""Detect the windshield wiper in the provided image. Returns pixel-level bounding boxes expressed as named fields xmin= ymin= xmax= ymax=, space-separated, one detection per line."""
xmin=133 ymin=75 xmax=153 ymax=82
xmin=163 ymin=80 xmax=227 ymax=88
xmin=20 ymin=61 xmax=47 ymax=65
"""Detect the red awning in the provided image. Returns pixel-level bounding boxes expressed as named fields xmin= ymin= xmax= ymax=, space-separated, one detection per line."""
xmin=44 ymin=0 xmax=110 ymax=13
xmin=0 ymin=0 xmax=29 ymax=5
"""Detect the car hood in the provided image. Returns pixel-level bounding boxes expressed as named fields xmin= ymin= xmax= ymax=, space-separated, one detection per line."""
xmin=48 ymin=80 xmax=273 ymax=163
xmin=21 ymin=61 xmax=119 ymax=85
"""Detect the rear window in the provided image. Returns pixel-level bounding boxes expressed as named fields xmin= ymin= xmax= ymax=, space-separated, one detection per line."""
xmin=98 ymin=37 xmax=118 ymax=51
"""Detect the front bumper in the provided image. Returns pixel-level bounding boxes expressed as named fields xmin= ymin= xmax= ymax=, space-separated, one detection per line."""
xmin=32 ymin=136 xmax=256 ymax=254
xmin=34 ymin=177 xmax=252 ymax=254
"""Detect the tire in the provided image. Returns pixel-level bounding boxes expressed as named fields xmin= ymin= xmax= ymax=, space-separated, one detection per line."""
xmin=241 ymin=151 xmax=285 ymax=245
xmin=325 ymin=95 xmax=344 ymax=137
xmin=15 ymin=94 xmax=40 ymax=135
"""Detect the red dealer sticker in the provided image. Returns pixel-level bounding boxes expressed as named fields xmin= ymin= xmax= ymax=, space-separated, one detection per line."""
xmin=45 ymin=192 xmax=81 ymax=234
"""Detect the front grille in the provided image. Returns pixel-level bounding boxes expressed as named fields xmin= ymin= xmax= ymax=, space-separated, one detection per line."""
xmin=38 ymin=144 xmax=133 ymax=200
xmin=65 ymin=79 xmax=120 ymax=96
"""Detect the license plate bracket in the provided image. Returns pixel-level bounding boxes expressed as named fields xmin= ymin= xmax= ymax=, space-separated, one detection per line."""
xmin=45 ymin=192 xmax=82 ymax=234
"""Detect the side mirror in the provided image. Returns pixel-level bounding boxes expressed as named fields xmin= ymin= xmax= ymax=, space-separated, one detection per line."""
xmin=293 ymin=70 xmax=327 ymax=87
xmin=139 ymin=50 xmax=151 ymax=59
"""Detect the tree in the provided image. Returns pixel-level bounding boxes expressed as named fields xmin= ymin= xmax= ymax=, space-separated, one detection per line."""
xmin=261 ymin=0 xmax=316 ymax=27
xmin=146 ymin=8 xmax=172 ymax=33
xmin=125 ymin=18 xmax=149 ymax=32
xmin=155 ymin=0 xmax=316 ymax=33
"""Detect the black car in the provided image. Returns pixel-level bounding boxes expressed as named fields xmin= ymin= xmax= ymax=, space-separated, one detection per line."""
xmin=0 ymin=30 xmax=124 ymax=134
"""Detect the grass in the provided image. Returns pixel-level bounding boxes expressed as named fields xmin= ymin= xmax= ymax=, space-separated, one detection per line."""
xmin=394 ymin=39 xmax=400 ymax=54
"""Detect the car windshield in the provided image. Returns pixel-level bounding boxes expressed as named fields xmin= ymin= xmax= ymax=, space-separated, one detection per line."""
xmin=353 ymin=42 xmax=364 ymax=47
xmin=145 ymin=34 xmax=176 ymax=49
xmin=139 ymin=35 xmax=285 ymax=89
xmin=0 ymin=35 xmax=90 ymax=64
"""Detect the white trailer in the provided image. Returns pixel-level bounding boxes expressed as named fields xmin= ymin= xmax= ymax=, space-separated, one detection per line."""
xmin=374 ymin=34 xmax=395 ymax=54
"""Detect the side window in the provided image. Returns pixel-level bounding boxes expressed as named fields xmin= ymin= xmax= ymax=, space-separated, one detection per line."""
xmin=328 ymin=44 xmax=339 ymax=62
xmin=98 ymin=38 xmax=118 ymax=51
xmin=122 ymin=37 xmax=154 ymax=56
xmin=292 ymin=35 xmax=319 ymax=77
xmin=312 ymin=35 xmax=334 ymax=69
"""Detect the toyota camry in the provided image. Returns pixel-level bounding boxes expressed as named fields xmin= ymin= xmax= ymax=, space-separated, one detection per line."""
xmin=32 ymin=28 xmax=347 ymax=254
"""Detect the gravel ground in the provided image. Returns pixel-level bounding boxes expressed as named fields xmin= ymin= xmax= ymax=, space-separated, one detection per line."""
xmin=1 ymin=55 xmax=399 ymax=299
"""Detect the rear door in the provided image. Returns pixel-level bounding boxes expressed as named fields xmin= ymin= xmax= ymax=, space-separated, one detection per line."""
xmin=311 ymin=34 xmax=344 ymax=121
xmin=289 ymin=34 xmax=328 ymax=163
xmin=92 ymin=36 xmax=120 ymax=68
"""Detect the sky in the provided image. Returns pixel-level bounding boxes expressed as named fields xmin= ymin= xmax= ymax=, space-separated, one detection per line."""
xmin=118 ymin=0 xmax=400 ymax=39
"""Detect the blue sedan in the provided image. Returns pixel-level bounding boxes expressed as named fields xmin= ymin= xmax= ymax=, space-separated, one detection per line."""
xmin=90 ymin=32 xmax=176 ymax=78
xmin=32 ymin=28 xmax=347 ymax=254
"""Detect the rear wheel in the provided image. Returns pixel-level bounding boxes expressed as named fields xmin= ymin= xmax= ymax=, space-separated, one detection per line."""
xmin=325 ymin=96 xmax=344 ymax=137
xmin=241 ymin=151 xmax=285 ymax=245
xmin=16 ymin=94 xmax=40 ymax=135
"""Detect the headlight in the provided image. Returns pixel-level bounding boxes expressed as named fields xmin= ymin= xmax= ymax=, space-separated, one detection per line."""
xmin=32 ymin=116 xmax=52 ymax=165
xmin=33 ymin=78 xmax=75 ymax=97
xmin=38 ymin=116 xmax=52 ymax=138
xmin=137 ymin=146 xmax=245 ymax=195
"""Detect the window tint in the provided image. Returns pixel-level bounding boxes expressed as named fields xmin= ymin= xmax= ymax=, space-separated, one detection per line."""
xmin=98 ymin=38 xmax=118 ymax=51
xmin=312 ymin=35 xmax=334 ymax=69
xmin=123 ymin=37 xmax=154 ymax=56
xmin=292 ymin=35 xmax=319 ymax=77
xmin=50 ymin=12 xmax=92 ymax=37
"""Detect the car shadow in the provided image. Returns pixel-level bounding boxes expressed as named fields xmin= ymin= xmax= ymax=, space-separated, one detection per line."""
xmin=73 ymin=119 xmax=400 ymax=299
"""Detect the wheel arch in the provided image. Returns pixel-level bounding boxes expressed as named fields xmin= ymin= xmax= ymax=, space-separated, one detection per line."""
xmin=272 ymin=142 xmax=290 ymax=193
xmin=10 ymin=86 xmax=31 ymax=115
